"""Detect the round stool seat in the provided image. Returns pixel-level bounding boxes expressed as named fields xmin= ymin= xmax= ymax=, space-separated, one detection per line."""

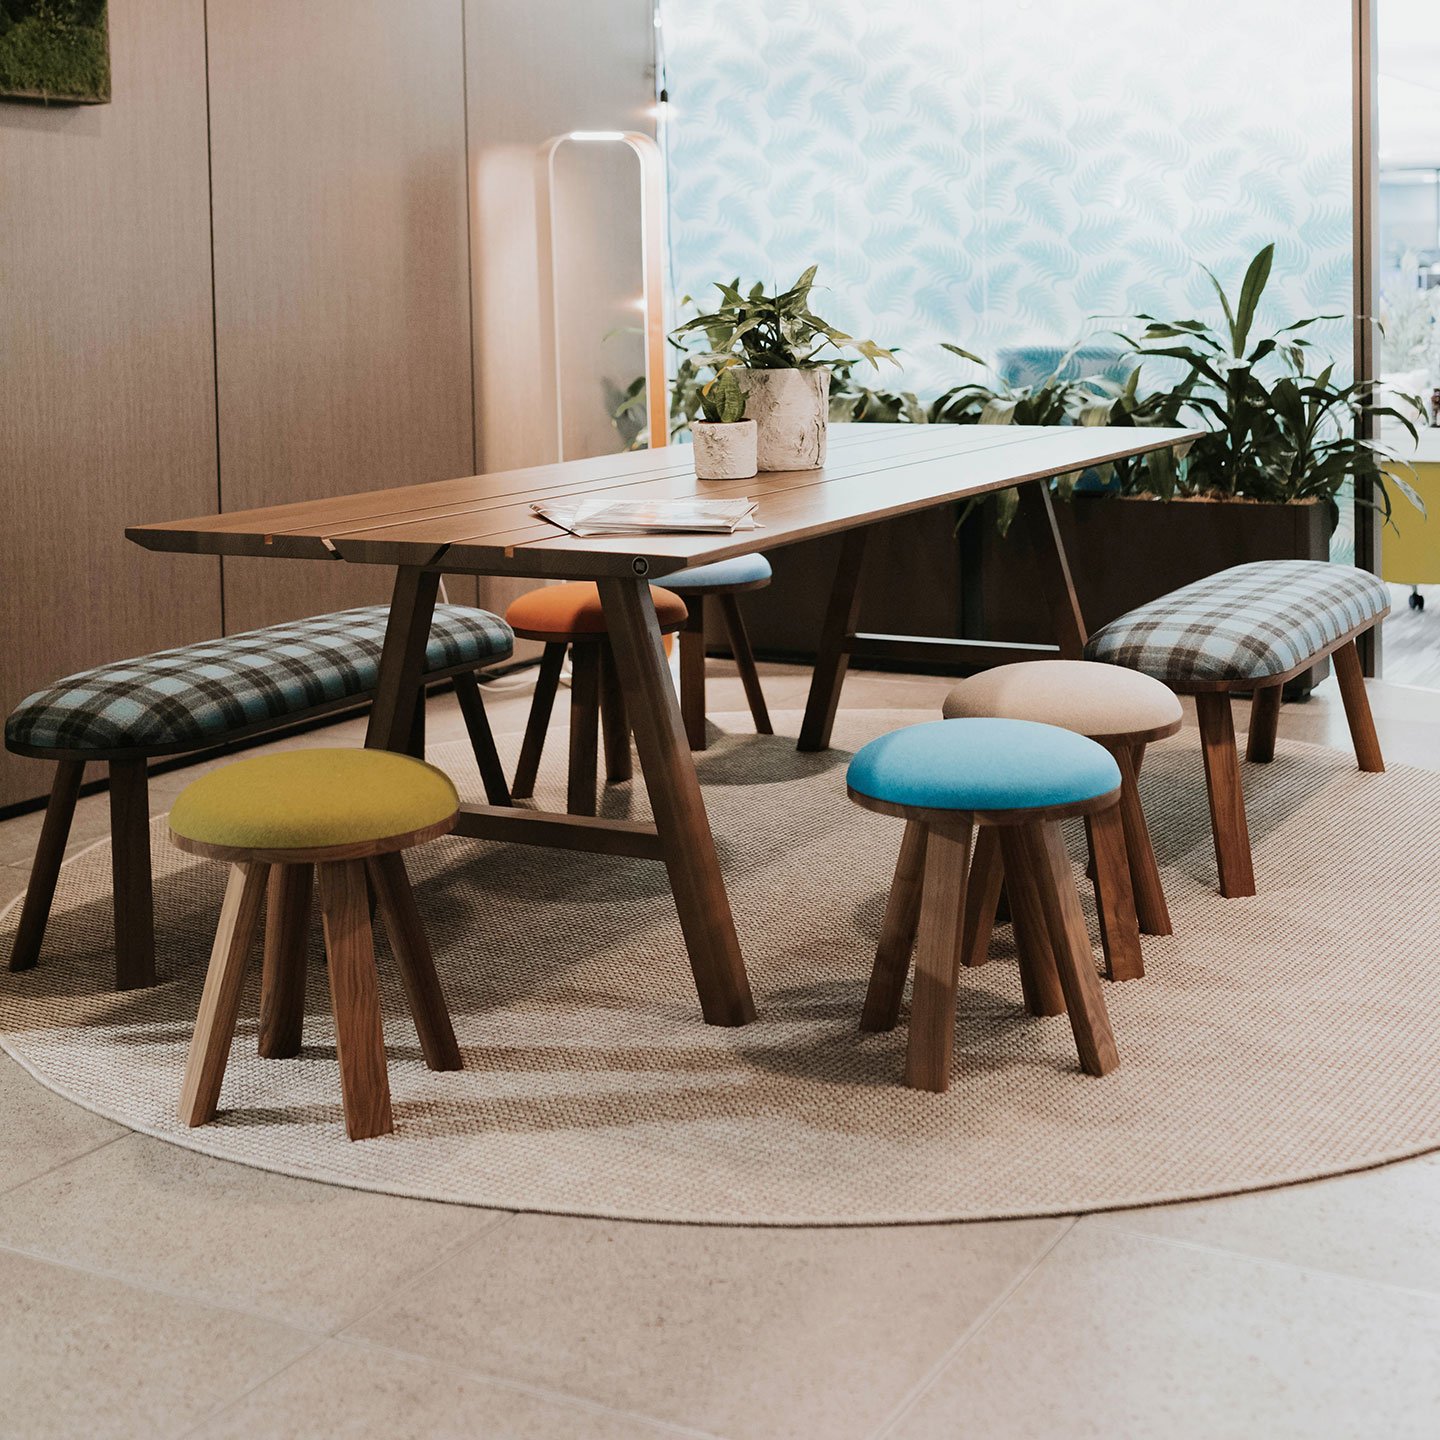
xmin=847 ymin=718 xmax=1121 ymax=818
xmin=658 ymin=554 xmax=772 ymax=593
xmin=505 ymin=582 xmax=688 ymax=641
xmin=169 ymin=749 xmax=459 ymax=857
xmin=942 ymin=660 xmax=1181 ymax=743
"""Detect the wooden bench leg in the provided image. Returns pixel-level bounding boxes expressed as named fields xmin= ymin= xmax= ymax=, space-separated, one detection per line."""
xmin=960 ymin=825 xmax=1004 ymax=969
xmin=567 ymin=643 xmax=601 ymax=816
xmin=316 ymin=860 xmax=393 ymax=1140
xmin=511 ymin=642 xmax=565 ymax=800
xmin=719 ymin=593 xmax=773 ymax=736
xmin=1087 ymin=802 xmax=1144 ymax=982
xmin=109 ymin=759 xmax=156 ymax=990
xmin=453 ymin=672 xmax=512 ymax=806
xmin=368 ymin=852 xmax=461 ymax=1072
xmin=1246 ymin=685 xmax=1282 ymax=763
xmin=1195 ymin=692 xmax=1256 ymax=898
xmin=259 ymin=864 xmax=311 ymax=1059
xmin=406 ymin=693 xmax=427 ymax=759
xmin=9 ymin=760 xmax=85 ymax=973
xmin=1333 ymin=639 xmax=1385 ymax=773
xmin=1023 ymin=822 xmax=1119 ymax=1077
xmin=598 ymin=642 xmax=633 ymax=784
xmin=180 ymin=862 xmax=268 ymax=1126
xmin=1113 ymin=744 xmax=1171 ymax=937
xmin=860 ymin=820 xmax=927 ymax=1032
xmin=998 ymin=827 xmax=1067 ymax=1017
xmin=904 ymin=821 xmax=973 ymax=1093
xmin=679 ymin=605 xmax=708 ymax=751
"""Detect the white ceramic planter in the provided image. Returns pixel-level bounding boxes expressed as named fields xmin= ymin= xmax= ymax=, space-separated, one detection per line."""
xmin=692 ymin=418 xmax=758 ymax=481
xmin=737 ymin=367 xmax=831 ymax=471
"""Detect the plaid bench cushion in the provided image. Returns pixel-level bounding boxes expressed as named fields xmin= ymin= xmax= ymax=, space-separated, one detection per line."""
xmin=6 ymin=604 xmax=514 ymax=756
xmin=1083 ymin=561 xmax=1390 ymax=687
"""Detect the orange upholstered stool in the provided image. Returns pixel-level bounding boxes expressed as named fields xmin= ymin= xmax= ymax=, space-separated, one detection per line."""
xmin=506 ymin=582 xmax=688 ymax=815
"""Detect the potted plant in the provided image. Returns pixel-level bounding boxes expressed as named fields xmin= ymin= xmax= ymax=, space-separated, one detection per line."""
xmin=671 ymin=266 xmax=895 ymax=471
xmin=691 ymin=368 xmax=757 ymax=480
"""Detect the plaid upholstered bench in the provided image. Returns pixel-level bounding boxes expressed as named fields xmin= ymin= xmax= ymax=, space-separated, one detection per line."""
xmin=1084 ymin=560 xmax=1388 ymax=898
xmin=5 ymin=604 xmax=515 ymax=990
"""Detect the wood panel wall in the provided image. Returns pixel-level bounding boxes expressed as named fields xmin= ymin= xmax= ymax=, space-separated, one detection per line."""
xmin=207 ymin=0 xmax=478 ymax=631
xmin=0 ymin=0 xmax=654 ymax=808
xmin=0 ymin=0 xmax=221 ymax=807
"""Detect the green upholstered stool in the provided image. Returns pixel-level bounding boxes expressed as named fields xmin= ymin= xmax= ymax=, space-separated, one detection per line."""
xmin=660 ymin=554 xmax=775 ymax=751
xmin=170 ymin=749 xmax=462 ymax=1141
xmin=848 ymin=718 xmax=1124 ymax=1093
xmin=942 ymin=660 xmax=1183 ymax=973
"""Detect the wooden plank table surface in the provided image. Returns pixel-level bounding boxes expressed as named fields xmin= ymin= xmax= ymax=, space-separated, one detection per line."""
xmin=129 ymin=422 xmax=1199 ymax=1026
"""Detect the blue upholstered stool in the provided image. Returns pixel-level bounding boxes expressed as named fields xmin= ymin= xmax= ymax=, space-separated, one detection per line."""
xmin=848 ymin=718 xmax=1124 ymax=1092
xmin=662 ymin=554 xmax=773 ymax=751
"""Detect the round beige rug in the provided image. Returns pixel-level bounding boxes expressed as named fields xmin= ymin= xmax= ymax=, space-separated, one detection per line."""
xmin=2 ymin=710 xmax=1438 ymax=1225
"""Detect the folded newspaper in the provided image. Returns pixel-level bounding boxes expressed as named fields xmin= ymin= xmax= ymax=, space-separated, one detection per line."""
xmin=532 ymin=497 xmax=760 ymax=538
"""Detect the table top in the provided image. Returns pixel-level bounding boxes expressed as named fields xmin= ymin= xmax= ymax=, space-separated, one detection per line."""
xmin=127 ymin=422 xmax=1200 ymax=581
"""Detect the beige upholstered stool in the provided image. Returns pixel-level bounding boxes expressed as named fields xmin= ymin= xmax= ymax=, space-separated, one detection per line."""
xmin=943 ymin=660 xmax=1182 ymax=980
xmin=169 ymin=749 xmax=462 ymax=1141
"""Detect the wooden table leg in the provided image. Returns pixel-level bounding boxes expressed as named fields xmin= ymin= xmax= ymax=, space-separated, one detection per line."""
xmin=10 ymin=759 xmax=85 ymax=973
xmin=798 ymin=527 xmax=871 ymax=752
xmin=259 ymin=864 xmax=311 ymax=1058
xmin=1014 ymin=480 xmax=1088 ymax=659
xmin=860 ymin=819 xmax=927 ymax=1032
xmin=366 ymin=566 xmax=440 ymax=753
xmin=599 ymin=576 xmax=756 ymax=1026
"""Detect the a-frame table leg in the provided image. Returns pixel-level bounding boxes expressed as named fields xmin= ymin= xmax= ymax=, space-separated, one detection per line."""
xmin=366 ymin=566 xmax=441 ymax=752
xmin=1014 ymin=479 xmax=1088 ymax=659
xmin=798 ymin=526 xmax=871 ymax=752
xmin=599 ymin=575 xmax=757 ymax=1026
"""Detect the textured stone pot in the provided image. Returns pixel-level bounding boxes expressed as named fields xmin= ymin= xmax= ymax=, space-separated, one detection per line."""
xmin=692 ymin=419 xmax=757 ymax=481
xmin=737 ymin=368 xmax=831 ymax=471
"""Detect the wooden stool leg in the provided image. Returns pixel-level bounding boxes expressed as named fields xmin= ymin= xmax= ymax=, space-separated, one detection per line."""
xmin=368 ymin=852 xmax=461 ymax=1072
xmin=904 ymin=821 xmax=973 ymax=1093
xmin=860 ymin=820 xmax=927 ymax=1032
xmin=1113 ymin=744 xmax=1171 ymax=937
xmin=9 ymin=760 xmax=85 ymax=973
xmin=1333 ymin=639 xmax=1385 ymax=773
xmin=598 ymin=642 xmax=633 ymax=784
xmin=1024 ymin=822 xmax=1120 ymax=1077
xmin=259 ymin=864 xmax=311 ymax=1059
xmin=1195 ymin=691 xmax=1256 ymax=898
xmin=316 ymin=860 xmax=393 ymax=1140
xmin=679 ymin=604 xmax=708 ymax=751
xmin=998 ymin=827 xmax=1067 ymax=1017
xmin=718 ymin=593 xmax=773 ymax=736
xmin=180 ymin=862 xmax=268 ymax=1126
xmin=453 ymin=671 xmax=512 ymax=806
xmin=1246 ymin=685 xmax=1282 ymax=763
xmin=1087 ymin=802 xmax=1143 ymax=981
xmin=109 ymin=759 xmax=155 ymax=990
xmin=960 ymin=825 xmax=1004 ymax=968
xmin=511 ymin=642 xmax=565 ymax=800
xmin=567 ymin=643 xmax=601 ymax=816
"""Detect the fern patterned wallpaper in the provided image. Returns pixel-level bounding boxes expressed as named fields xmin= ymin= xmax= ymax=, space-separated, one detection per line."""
xmin=659 ymin=0 xmax=1354 ymax=395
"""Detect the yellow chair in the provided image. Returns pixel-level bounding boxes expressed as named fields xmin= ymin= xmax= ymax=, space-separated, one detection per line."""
xmin=1383 ymin=451 xmax=1440 ymax=603
xmin=169 ymin=748 xmax=461 ymax=1140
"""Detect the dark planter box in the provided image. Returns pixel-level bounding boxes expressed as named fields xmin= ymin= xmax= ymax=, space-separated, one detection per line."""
xmin=727 ymin=493 xmax=1336 ymax=691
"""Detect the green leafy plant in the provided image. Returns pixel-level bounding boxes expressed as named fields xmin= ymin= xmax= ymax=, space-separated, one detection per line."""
xmin=670 ymin=265 xmax=897 ymax=373
xmin=698 ymin=367 xmax=747 ymax=424
xmin=1114 ymin=243 xmax=1423 ymax=525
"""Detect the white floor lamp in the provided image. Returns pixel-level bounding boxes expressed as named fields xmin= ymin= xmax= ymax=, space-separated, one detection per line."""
xmin=535 ymin=130 xmax=669 ymax=462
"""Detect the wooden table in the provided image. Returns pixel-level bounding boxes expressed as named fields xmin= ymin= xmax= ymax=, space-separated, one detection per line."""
xmin=129 ymin=422 xmax=1197 ymax=1028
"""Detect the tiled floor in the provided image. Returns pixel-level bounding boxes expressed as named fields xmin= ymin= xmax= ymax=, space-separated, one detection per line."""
xmin=2 ymin=660 xmax=1439 ymax=1439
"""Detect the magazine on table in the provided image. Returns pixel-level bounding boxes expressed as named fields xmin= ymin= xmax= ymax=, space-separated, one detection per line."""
xmin=531 ymin=497 xmax=760 ymax=538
